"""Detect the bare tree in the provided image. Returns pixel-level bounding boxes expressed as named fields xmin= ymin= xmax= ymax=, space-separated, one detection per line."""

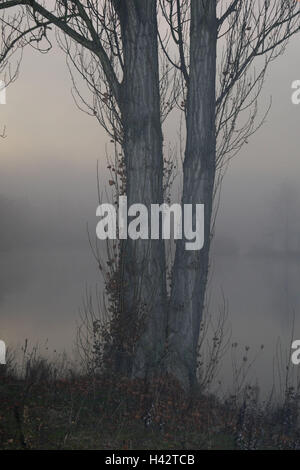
xmin=160 ymin=0 xmax=300 ymax=388
xmin=0 ymin=0 xmax=169 ymax=379
xmin=0 ymin=11 xmax=21 ymax=137
xmin=0 ymin=0 xmax=299 ymax=389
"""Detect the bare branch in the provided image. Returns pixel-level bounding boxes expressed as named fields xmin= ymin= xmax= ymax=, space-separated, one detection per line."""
xmin=0 ymin=0 xmax=122 ymax=102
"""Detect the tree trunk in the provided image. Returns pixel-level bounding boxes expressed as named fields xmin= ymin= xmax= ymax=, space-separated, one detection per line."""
xmin=115 ymin=1 xmax=167 ymax=378
xmin=167 ymin=0 xmax=217 ymax=389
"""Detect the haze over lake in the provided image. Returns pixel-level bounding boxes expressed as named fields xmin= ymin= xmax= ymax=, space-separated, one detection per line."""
xmin=1 ymin=37 xmax=300 ymax=391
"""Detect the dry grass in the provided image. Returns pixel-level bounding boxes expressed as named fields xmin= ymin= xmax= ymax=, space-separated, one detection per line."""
xmin=1 ymin=357 xmax=300 ymax=450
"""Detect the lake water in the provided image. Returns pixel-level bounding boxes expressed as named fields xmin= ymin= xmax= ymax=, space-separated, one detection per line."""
xmin=1 ymin=247 xmax=299 ymax=394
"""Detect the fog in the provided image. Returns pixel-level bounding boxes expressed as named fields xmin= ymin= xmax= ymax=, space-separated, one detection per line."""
xmin=1 ymin=37 xmax=300 ymax=391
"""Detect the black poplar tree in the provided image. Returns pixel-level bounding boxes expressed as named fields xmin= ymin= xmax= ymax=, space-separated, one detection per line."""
xmin=1 ymin=0 xmax=299 ymax=389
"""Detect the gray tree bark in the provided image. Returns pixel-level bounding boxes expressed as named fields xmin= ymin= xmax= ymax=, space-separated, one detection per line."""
xmin=167 ymin=0 xmax=217 ymax=389
xmin=115 ymin=0 xmax=167 ymax=378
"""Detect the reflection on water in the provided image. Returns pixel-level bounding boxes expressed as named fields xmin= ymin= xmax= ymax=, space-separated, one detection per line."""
xmin=0 ymin=248 xmax=99 ymax=353
xmin=210 ymin=252 xmax=300 ymax=392
xmin=0 ymin=248 xmax=299 ymax=392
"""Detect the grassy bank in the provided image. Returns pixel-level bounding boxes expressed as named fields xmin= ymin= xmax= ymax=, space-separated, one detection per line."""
xmin=0 ymin=357 xmax=299 ymax=450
